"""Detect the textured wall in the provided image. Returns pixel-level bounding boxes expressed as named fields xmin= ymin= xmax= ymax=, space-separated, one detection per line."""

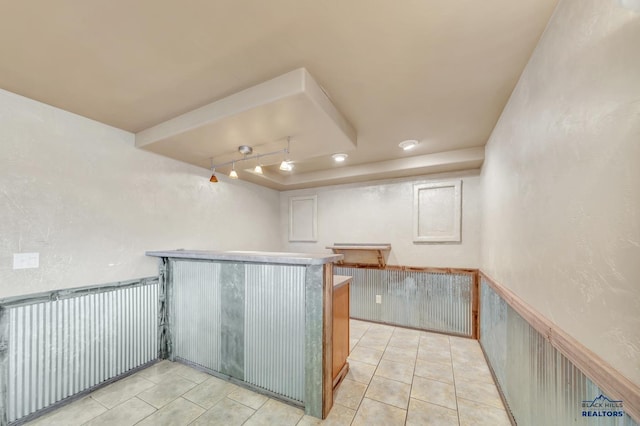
xmin=480 ymin=0 xmax=640 ymax=387
xmin=281 ymin=171 xmax=481 ymax=268
xmin=0 ymin=89 xmax=281 ymax=297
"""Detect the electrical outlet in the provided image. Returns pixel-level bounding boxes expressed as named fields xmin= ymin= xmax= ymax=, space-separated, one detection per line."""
xmin=13 ymin=252 xmax=39 ymax=269
xmin=375 ymin=294 xmax=382 ymax=304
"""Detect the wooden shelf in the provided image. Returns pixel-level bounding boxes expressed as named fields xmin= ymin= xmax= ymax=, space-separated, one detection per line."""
xmin=326 ymin=244 xmax=391 ymax=268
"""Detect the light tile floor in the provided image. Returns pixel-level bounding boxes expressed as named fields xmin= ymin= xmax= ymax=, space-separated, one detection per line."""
xmin=26 ymin=320 xmax=510 ymax=426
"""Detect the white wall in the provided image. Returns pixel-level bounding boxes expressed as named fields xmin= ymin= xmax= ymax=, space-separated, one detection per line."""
xmin=480 ymin=0 xmax=640 ymax=387
xmin=281 ymin=171 xmax=481 ymax=268
xmin=0 ymin=89 xmax=281 ymax=297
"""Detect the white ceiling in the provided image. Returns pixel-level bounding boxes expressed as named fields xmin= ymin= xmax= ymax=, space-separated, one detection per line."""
xmin=0 ymin=0 xmax=558 ymax=189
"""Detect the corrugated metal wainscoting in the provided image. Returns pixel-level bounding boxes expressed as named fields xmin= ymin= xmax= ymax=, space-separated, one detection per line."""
xmin=172 ymin=261 xmax=222 ymax=372
xmin=170 ymin=260 xmax=306 ymax=404
xmin=480 ymin=278 xmax=638 ymax=426
xmin=2 ymin=278 xmax=159 ymax=425
xmin=244 ymin=264 xmax=305 ymax=403
xmin=336 ymin=267 xmax=473 ymax=336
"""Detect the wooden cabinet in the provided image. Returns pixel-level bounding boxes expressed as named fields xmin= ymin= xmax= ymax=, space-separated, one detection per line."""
xmin=332 ymin=275 xmax=351 ymax=388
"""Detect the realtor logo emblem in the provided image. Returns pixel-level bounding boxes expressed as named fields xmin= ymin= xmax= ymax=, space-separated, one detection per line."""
xmin=581 ymin=394 xmax=624 ymax=418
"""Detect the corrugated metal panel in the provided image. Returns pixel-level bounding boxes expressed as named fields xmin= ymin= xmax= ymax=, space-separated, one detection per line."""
xmin=336 ymin=267 xmax=472 ymax=336
xmin=244 ymin=265 xmax=305 ymax=403
xmin=5 ymin=281 xmax=158 ymax=423
xmin=480 ymin=278 xmax=638 ymax=426
xmin=172 ymin=260 xmax=221 ymax=371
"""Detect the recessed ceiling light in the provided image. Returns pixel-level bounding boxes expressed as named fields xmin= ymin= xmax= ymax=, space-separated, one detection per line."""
xmin=399 ymin=139 xmax=419 ymax=151
xmin=332 ymin=153 xmax=348 ymax=163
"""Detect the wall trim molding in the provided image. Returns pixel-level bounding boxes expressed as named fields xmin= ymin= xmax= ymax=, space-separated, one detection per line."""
xmin=335 ymin=263 xmax=477 ymax=275
xmin=479 ymin=270 xmax=640 ymax=423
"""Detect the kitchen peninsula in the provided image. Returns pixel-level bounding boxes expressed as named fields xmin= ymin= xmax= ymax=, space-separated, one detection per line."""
xmin=146 ymin=250 xmax=344 ymax=419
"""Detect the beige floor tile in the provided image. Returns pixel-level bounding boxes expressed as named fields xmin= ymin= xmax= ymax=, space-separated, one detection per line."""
xmin=365 ymin=376 xmax=411 ymax=409
xmin=348 ymin=346 xmax=383 ymax=366
xmin=26 ymin=396 xmax=107 ymax=426
xmin=361 ymin=327 xmax=393 ymax=341
xmin=359 ymin=332 xmax=393 ymax=347
xmin=420 ymin=332 xmax=450 ymax=348
xmin=296 ymin=415 xmax=323 ymax=425
xmin=387 ymin=335 xmax=420 ymax=351
xmin=450 ymin=339 xmax=483 ymax=351
xmin=406 ymin=398 xmax=459 ymax=426
xmin=374 ymin=359 xmax=414 ymax=384
xmin=84 ymin=397 xmax=155 ymax=426
xmin=333 ymin=379 xmax=367 ymax=410
xmin=136 ymin=397 xmax=204 ymax=426
xmin=345 ymin=360 xmax=377 ymax=384
xmin=350 ymin=319 xmax=371 ymax=329
xmin=382 ymin=345 xmax=417 ymax=366
xmin=243 ymin=399 xmax=304 ymax=426
xmin=90 ymin=374 xmax=156 ymax=408
xmin=137 ymin=375 xmax=198 ymax=408
xmin=390 ymin=327 xmax=420 ymax=344
xmin=350 ymin=324 xmax=370 ymax=333
xmin=351 ymin=398 xmax=406 ymax=426
xmin=297 ymin=403 xmax=356 ymax=426
xmin=366 ymin=323 xmax=395 ymax=334
xmin=450 ymin=347 xmax=483 ymax=361
xmin=183 ymin=376 xmax=238 ymax=409
xmin=392 ymin=327 xmax=421 ymax=338
xmin=350 ymin=323 xmax=368 ymax=333
xmin=227 ymin=386 xmax=269 ymax=410
xmin=350 ymin=338 xmax=360 ymax=351
xmin=417 ymin=346 xmax=452 ymax=365
xmin=349 ymin=325 xmax=369 ymax=340
xmin=450 ymin=349 xmax=486 ymax=367
xmin=411 ymin=376 xmax=457 ymax=410
xmin=324 ymin=403 xmax=357 ymax=425
xmin=457 ymin=397 xmax=511 ymax=426
xmin=452 ymin=359 xmax=495 ymax=384
xmin=414 ymin=358 xmax=454 ymax=384
xmin=357 ymin=334 xmax=390 ymax=351
xmin=190 ymin=397 xmax=254 ymax=426
xmin=454 ymin=379 xmax=504 ymax=410
xmin=136 ymin=360 xmax=182 ymax=383
xmin=173 ymin=363 xmax=212 ymax=384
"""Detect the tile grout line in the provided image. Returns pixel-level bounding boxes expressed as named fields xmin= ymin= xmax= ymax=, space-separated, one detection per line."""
xmin=338 ymin=320 xmax=370 ymax=425
xmin=350 ymin=323 xmax=394 ymax=425
xmin=456 ymin=396 xmax=508 ymax=412
xmin=446 ymin=335 xmax=463 ymax=426
xmin=404 ymin=331 xmax=418 ymax=426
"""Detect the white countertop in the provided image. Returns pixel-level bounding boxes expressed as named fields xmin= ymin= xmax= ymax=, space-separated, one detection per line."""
xmin=146 ymin=249 xmax=343 ymax=265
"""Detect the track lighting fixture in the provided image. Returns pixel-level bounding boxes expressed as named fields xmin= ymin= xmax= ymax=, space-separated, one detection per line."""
xmin=279 ymin=160 xmax=293 ymax=171
xmin=279 ymin=137 xmax=294 ymax=171
xmin=208 ymin=138 xmax=293 ymax=182
xmin=254 ymin=155 xmax=263 ymax=174
xmin=229 ymin=162 xmax=238 ymax=179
